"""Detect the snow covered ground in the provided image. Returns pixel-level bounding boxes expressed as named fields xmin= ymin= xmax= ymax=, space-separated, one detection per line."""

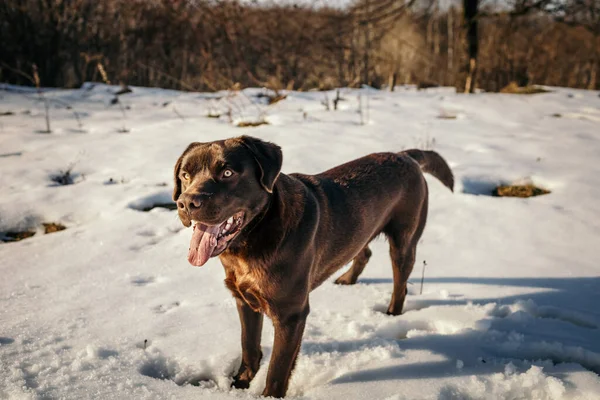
xmin=1 ymin=83 xmax=599 ymax=400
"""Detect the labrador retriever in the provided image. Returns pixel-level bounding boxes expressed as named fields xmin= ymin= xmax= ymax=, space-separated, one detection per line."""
xmin=173 ymin=136 xmax=453 ymax=397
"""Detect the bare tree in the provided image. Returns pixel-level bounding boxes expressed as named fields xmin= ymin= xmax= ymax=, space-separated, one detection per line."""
xmin=0 ymin=0 xmax=598 ymax=92
xmin=463 ymin=0 xmax=479 ymax=93
xmin=554 ymin=0 xmax=600 ymax=89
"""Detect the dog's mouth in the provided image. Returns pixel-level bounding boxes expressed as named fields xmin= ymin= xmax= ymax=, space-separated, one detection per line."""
xmin=188 ymin=211 xmax=245 ymax=267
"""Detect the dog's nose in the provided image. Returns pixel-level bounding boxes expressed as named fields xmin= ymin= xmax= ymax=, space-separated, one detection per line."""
xmin=177 ymin=194 xmax=202 ymax=212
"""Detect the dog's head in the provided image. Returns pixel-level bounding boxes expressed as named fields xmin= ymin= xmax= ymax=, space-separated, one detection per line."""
xmin=173 ymin=136 xmax=282 ymax=266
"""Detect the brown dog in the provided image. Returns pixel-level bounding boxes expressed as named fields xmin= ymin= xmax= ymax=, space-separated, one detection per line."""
xmin=173 ymin=136 xmax=453 ymax=397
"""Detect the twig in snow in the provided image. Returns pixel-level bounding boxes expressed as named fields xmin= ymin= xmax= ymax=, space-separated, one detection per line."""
xmin=173 ymin=107 xmax=185 ymax=121
xmin=321 ymin=93 xmax=330 ymax=111
xmin=50 ymin=161 xmax=80 ymax=186
xmin=97 ymin=62 xmax=129 ymax=132
xmin=50 ymin=97 xmax=85 ymax=131
xmin=366 ymin=90 xmax=370 ymax=123
xmin=358 ymin=94 xmax=364 ymax=125
xmin=116 ymin=99 xmax=129 ymax=133
xmin=420 ymin=260 xmax=427 ymax=295
xmin=333 ymin=89 xmax=344 ymax=110
xmin=33 ymin=64 xmax=51 ymax=133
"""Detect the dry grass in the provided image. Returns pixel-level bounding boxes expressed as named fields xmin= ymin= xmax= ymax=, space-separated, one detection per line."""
xmin=237 ymin=120 xmax=269 ymax=128
xmin=256 ymin=92 xmax=287 ymax=105
xmin=50 ymin=170 xmax=75 ymax=185
xmin=2 ymin=222 xmax=67 ymax=242
xmin=43 ymin=222 xmax=66 ymax=234
xmin=437 ymin=113 xmax=457 ymax=120
xmin=3 ymin=231 xmax=35 ymax=242
xmin=492 ymin=184 xmax=550 ymax=198
xmin=50 ymin=162 xmax=82 ymax=186
xmin=267 ymin=94 xmax=287 ymax=105
xmin=500 ymin=82 xmax=550 ymax=95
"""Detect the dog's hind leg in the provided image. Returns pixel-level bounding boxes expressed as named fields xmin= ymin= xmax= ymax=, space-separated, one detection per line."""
xmin=385 ymin=197 xmax=428 ymax=315
xmin=386 ymin=238 xmax=417 ymax=315
xmin=334 ymin=246 xmax=372 ymax=285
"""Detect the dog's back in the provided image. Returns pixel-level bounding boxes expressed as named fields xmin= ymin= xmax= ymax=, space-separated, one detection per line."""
xmin=291 ymin=150 xmax=452 ymax=288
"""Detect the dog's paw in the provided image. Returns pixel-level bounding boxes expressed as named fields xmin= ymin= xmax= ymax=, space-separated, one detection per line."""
xmin=334 ymin=275 xmax=356 ymax=285
xmin=231 ymin=362 xmax=260 ymax=390
xmin=231 ymin=377 xmax=251 ymax=390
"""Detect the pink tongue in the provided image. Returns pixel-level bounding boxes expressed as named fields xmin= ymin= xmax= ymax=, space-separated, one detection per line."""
xmin=188 ymin=223 xmax=220 ymax=267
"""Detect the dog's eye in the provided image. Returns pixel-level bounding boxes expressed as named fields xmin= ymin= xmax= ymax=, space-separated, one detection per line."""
xmin=223 ymin=169 xmax=234 ymax=178
xmin=182 ymin=172 xmax=191 ymax=181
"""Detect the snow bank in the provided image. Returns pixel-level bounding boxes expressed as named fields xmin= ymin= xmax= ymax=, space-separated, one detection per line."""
xmin=1 ymin=84 xmax=599 ymax=399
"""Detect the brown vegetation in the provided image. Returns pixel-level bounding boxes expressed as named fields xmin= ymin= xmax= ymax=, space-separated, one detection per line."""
xmin=492 ymin=184 xmax=551 ymax=197
xmin=3 ymin=230 xmax=36 ymax=242
xmin=43 ymin=223 xmax=66 ymax=234
xmin=0 ymin=0 xmax=597 ymax=93
xmin=237 ymin=121 xmax=270 ymax=128
xmin=500 ymin=82 xmax=550 ymax=94
xmin=2 ymin=222 xmax=67 ymax=243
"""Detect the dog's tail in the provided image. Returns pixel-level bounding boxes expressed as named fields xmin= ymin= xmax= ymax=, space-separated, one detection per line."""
xmin=401 ymin=149 xmax=454 ymax=192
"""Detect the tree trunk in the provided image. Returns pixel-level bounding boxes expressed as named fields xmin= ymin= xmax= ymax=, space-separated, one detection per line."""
xmin=362 ymin=0 xmax=371 ymax=85
xmin=588 ymin=59 xmax=597 ymax=90
xmin=463 ymin=0 xmax=479 ymax=93
xmin=464 ymin=58 xmax=477 ymax=94
xmin=447 ymin=6 xmax=454 ymax=86
xmin=588 ymin=35 xmax=598 ymax=90
xmin=389 ymin=71 xmax=397 ymax=91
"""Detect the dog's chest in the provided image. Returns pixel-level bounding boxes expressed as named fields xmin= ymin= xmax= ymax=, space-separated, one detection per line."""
xmin=222 ymin=259 xmax=270 ymax=314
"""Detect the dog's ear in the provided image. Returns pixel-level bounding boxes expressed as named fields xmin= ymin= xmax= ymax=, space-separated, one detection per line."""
xmin=173 ymin=142 xmax=202 ymax=201
xmin=239 ymin=136 xmax=283 ymax=193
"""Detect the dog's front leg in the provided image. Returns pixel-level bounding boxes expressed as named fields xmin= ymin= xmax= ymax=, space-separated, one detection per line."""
xmin=232 ymin=299 xmax=264 ymax=389
xmin=262 ymin=304 xmax=309 ymax=398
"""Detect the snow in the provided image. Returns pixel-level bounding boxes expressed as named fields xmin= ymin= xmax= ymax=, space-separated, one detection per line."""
xmin=1 ymin=83 xmax=599 ymax=399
